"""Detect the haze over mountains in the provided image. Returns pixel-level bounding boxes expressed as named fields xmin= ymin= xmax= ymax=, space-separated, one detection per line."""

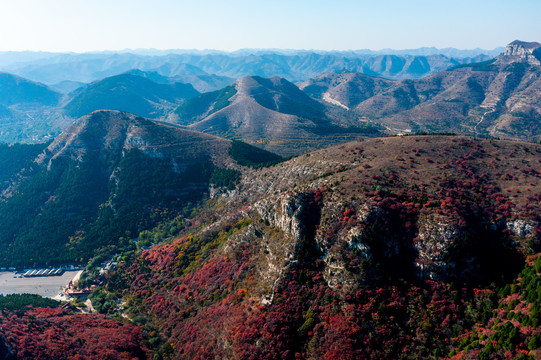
xmin=0 ymin=47 xmax=500 ymax=86
xmin=0 ymin=41 xmax=538 ymax=148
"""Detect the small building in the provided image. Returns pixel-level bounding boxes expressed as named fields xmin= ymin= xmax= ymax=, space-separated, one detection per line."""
xmin=480 ymin=103 xmax=496 ymax=108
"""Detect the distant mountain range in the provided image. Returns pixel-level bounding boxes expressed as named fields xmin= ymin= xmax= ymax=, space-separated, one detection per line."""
xmin=0 ymin=41 xmax=538 ymax=147
xmin=176 ymin=41 xmax=541 ymax=148
xmin=298 ymin=40 xmax=541 ymax=141
xmin=0 ymin=48 xmax=499 ymax=86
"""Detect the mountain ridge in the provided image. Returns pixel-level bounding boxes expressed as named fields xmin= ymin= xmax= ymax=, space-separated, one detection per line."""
xmin=298 ymin=43 xmax=541 ymax=141
xmin=0 ymin=110 xmax=273 ymax=267
xmin=63 ymin=73 xmax=199 ymax=119
xmin=99 ymin=134 xmax=541 ymax=359
xmin=1 ymin=50 xmax=498 ymax=85
xmin=184 ymin=75 xmax=378 ymax=155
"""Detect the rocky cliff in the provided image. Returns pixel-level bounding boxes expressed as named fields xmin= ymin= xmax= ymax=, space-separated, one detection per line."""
xmin=501 ymin=40 xmax=541 ymax=65
xmin=104 ymin=135 xmax=540 ymax=359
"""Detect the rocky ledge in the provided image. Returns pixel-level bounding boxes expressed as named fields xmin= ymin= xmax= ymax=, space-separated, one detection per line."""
xmin=501 ymin=40 xmax=541 ymax=65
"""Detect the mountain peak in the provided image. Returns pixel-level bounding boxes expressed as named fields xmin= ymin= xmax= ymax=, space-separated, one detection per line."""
xmin=41 ymin=110 xmax=143 ymax=167
xmin=46 ymin=110 xmax=231 ymax=166
xmin=500 ymin=40 xmax=541 ymax=65
xmin=506 ymin=40 xmax=541 ymax=53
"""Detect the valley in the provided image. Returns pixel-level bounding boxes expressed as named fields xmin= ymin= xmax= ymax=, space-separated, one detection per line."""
xmin=0 ymin=40 xmax=539 ymax=360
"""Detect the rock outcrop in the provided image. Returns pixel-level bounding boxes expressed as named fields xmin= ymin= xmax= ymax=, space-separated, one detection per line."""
xmin=501 ymin=40 xmax=541 ymax=65
xmin=97 ymin=135 xmax=541 ymax=360
xmin=414 ymin=214 xmax=461 ymax=280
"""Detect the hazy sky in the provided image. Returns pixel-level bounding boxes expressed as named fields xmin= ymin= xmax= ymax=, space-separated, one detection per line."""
xmin=0 ymin=0 xmax=539 ymax=52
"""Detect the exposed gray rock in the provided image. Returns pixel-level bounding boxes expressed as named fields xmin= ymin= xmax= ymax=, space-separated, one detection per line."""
xmin=254 ymin=192 xmax=306 ymax=240
xmin=414 ymin=213 xmax=461 ymax=280
xmin=507 ymin=218 xmax=536 ymax=238
xmin=501 ymin=40 xmax=541 ymax=66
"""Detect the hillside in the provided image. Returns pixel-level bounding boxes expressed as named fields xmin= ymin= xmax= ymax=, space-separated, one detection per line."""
xmin=63 ymin=73 xmax=199 ymax=119
xmin=0 ymin=72 xmax=67 ymax=143
xmin=173 ymin=84 xmax=238 ymax=124
xmin=0 ymin=302 xmax=149 ymax=359
xmin=0 ymin=135 xmax=538 ymax=358
xmin=0 ymin=110 xmax=281 ymax=267
xmin=298 ymin=72 xmax=394 ymax=111
xmin=0 ymin=72 xmax=60 ymax=107
xmin=0 ymin=104 xmax=11 ymax=118
xmin=98 ymin=135 xmax=541 ymax=359
xmin=0 ymin=142 xmax=49 ymax=182
xmin=180 ymin=76 xmax=380 ymax=155
xmin=299 ymin=41 xmax=541 ymax=141
xmin=173 ymin=74 xmax=234 ymax=92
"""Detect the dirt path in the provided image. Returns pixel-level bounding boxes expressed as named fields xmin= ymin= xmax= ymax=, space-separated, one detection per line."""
xmin=474 ymin=107 xmax=496 ymax=135
xmin=322 ymin=92 xmax=350 ymax=110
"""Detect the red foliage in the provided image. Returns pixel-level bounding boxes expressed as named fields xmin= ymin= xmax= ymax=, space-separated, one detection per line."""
xmin=0 ymin=307 xmax=149 ymax=359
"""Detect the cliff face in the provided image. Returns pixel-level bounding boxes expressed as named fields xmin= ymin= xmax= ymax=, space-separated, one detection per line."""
xmin=242 ymin=136 xmax=540 ymax=284
xmin=504 ymin=40 xmax=541 ymax=55
xmin=502 ymin=40 xmax=541 ymax=65
xmin=107 ymin=135 xmax=540 ymax=359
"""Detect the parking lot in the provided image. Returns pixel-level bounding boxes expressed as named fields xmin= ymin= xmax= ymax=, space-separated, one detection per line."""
xmin=0 ymin=271 xmax=81 ymax=298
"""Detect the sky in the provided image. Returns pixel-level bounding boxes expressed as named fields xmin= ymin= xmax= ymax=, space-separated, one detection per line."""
xmin=0 ymin=0 xmax=539 ymax=52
